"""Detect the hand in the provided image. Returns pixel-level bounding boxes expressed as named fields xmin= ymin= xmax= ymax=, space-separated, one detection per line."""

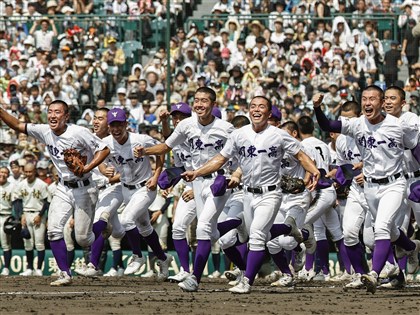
xmin=150 ymin=210 xmax=161 ymax=224
xmin=105 ymin=166 xmax=115 ymax=178
xmin=159 ymin=110 xmax=170 ymax=121
xmin=227 ymin=176 xmax=240 ymax=189
xmin=21 ymin=215 xmax=27 ymax=227
xmin=134 ymin=146 xmax=145 ymax=158
xmin=354 ymin=172 xmax=364 ymax=186
xmin=33 ymin=214 xmax=41 ymax=227
xmin=182 ymin=189 xmax=194 ymax=202
xmin=69 ymin=218 xmax=74 ymax=229
xmin=312 ymin=93 xmax=324 ymax=108
xmin=146 ymin=176 xmax=158 ymax=191
xmin=352 ymin=162 xmax=363 ymax=170
xmin=182 ymin=170 xmax=198 ymax=182
xmin=74 ymin=165 xmax=87 ymax=177
xmin=161 ymin=188 xmax=172 ymax=198
xmin=307 ymin=170 xmax=321 ymax=191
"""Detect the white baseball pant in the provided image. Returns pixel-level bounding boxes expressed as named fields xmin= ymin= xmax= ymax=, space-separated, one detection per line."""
xmin=22 ymin=212 xmax=47 ymax=251
xmin=47 ymin=182 xmax=98 ymax=248
xmin=172 ymin=185 xmax=196 ymax=240
xmin=343 ymin=186 xmax=370 ymax=246
xmin=243 ymin=189 xmax=282 ymax=251
xmin=218 ymin=189 xmax=245 ymax=249
xmin=267 ymin=190 xmax=311 ymax=254
xmin=0 ymin=214 xmax=12 ymax=251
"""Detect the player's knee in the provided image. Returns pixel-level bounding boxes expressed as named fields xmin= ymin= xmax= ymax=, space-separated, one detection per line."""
xmin=196 ymin=221 xmax=213 ymax=240
xmin=218 ymin=231 xmax=237 ymax=250
xmin=172 ymin=224 xmax=187 ymax=240
xmin=267 ymin=240 xmax=282 ymax=254
xmin=343 ymin=229 xmax=359 ymax=246
xmin=75 ymin=233 xmax=94 ymax=248
xmin=138 ymin=225 xmax=153 ymax=238
xmin=248 ymin=232 xmax=266 ymax=251
xmin=1 ymin=242 xmax=11 ymax=251
xmin=277 ymin=236 xmax=298 ymax=251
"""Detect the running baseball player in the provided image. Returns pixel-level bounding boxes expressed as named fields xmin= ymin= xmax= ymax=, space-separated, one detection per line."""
xmin=314 ymin=86 xmax=420 ymax=293
xmin=16 ymin=163 xmax=50 ymax=276
xmin=134 ymin=87 xmax=236 ymax=291
xmin=182 ymin=96 xmax=320 ymax=294
xmin=0 ymin=167 xmax=15 ymax=276
xmin=76 ymin=108 xmax=173 ymax=280
xmin=0 ymin=100 xmax=110 ymax=286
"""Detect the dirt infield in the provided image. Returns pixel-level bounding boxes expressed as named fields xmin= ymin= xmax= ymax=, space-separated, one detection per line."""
xmin=0 ymin=277 xmax=419 ymax=315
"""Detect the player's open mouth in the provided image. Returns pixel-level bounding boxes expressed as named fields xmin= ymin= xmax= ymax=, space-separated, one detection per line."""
xmin=364 ymin=108 xmax=373 ymax=115
xmin=49 ymin=119 xmax=58 ymax=126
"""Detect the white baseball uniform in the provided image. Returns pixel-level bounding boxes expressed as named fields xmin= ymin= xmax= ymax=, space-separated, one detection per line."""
xmin=16 ymin=177 xmax=50 ymax=251
xmin=0 ymin=180 xmax=16 ymax=252
xmin=26 ymin=123 xmax=107 ymax=247
xmin=166 ymin=116 xmax=234 ymax=241
xmin=220 ymin=124 xmax=301 ymax=251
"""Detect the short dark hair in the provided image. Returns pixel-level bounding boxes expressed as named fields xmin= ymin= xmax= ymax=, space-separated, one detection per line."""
xmin=341 ymin=101 xmax=361 ymax=116
xmin=48 ymin=100 xmax=69 ymax=114
xmin=386 ymin=85 xmax=406 ymax=102
xmin=250 ymin=95 xmax=272 ymax=111
xmin=95 ymin=108 xmax=110 ymax=115
xmin=195 ymin=87 xmax=216 ymax=103
xmin=231 ymin=115 xmax=250 ymax=128
xmin=281 ymin=121 xmax=300 ymax=138
xmin=363 ymin=85 xmax=384 ymax=100
xmin=297 ymin=116 xmax=314 ymax=135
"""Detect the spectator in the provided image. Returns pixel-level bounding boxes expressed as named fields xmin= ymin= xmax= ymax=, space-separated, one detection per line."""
xmin=29 ymin=18 xmax=58 ymax=52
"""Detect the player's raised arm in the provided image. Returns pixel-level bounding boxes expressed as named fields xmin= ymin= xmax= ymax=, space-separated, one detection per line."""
xmin=312 ymin=93 xmax=342 ymax=133
xmin=0 ymin=107 xmax=27 ymax=134
xmin=182 ymin=153 xmax=228 ymax=182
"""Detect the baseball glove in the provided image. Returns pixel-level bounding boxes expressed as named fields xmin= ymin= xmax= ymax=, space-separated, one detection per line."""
xmin=280 ymin=175 xmax=306 ymax=194
xmin=63 ymin=148 xmax=87 ymax=177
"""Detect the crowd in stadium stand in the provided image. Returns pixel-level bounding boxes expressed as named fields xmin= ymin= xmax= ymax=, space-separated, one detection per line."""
xmin=0 ymin=0 xmax=419 ymax=264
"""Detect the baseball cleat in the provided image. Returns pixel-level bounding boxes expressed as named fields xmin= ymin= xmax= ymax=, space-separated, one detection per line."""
xmin=83 ymin=263 xmax=101 ymax=277
xmin=330 ymin=271 xmax=353 ymax=282
xmin=407 ymin=240 xmax=420 ymax=274
xmin=302 ymin=224 xmax=316 ymax=254
xmin=99 ymin=212 xmax=112 ymax=239
xmin=168 ymin=267 xmax=190 ymax=283
xmin=104 ymin=268 xmax=118 ymax=277
xmin=50 ymin=271 xmax=72 ymax=286
xmin=1 ymin=268 xmax=10 ymax=276
xmin=313 ymin=272 xmax=330 ymax=282
xmin=285 ymin=216 xmax=303 ymax=243
xmin=224 ymin=268 xmax=242 ymax=281
xmin=345 ymin=273 xmax=364 ymax=289
xmin=379 ymin=261 xmax=399 ymax=279
xmin=271 ymin=273 xmax=294 ymax=287
xmin=124 ymin=255 xmax=146 ymax=275
xmin=208 ymin=270 xmax=221 ymax=278
xmin=75 ymin=264 xmax=88 ymax=276
xmin=293 ymin=247 xmax=306 ymax=272
xmin=33 ymin=269 xmax=43 ymax=277
xmin=361 ymin=271 xmax=378 ymax=294
xmin=379 ymin=276 xmax=406 ymax=289
xmin=229 ymin=276 xmax=251 ymax=294
xmin=178 ymin=274 xmax=199 ymax=292
xmin=20 ymin=269 xmax=34 ymax=276
xmin=297 ymin=268 xmax=316 ymax=282
xmin=157 ymin=254 xmax=173 ymax=281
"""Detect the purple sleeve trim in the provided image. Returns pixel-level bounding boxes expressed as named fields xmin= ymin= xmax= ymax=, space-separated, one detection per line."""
xmin=314 ymin=107 xmax=342 ymax=133
xmin=411 ymin=143 xmax=420 ymax=164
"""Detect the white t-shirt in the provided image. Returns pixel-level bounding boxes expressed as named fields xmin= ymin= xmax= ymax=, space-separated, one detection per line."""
xmin=27 ymin=123 xmax=107 ymax=181
xmin=33 ymin=29 xmax=55 ymax=51
xmin=340 ymin=114 xmax=419 ymax=178
xmin=103 ymin=132 xmax=158 ymax=185
xmin=220 ymin=124 xmax=301 ymax=187
xmin=166 ymin=116 xmax=234 ymax=171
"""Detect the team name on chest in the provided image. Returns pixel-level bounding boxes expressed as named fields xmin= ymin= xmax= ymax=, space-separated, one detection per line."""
xmin=343 ymin=148 xmax=361 ymax=161
xmin=2 ymin=191 xmax=12 ymax=202
xmin=239 ymin=144 xmax=278 ymax=158
xmin=20 ymin=188 xmax=42 ymax=199
xmin=357 ymin=134 xmax=398 ymax=149
xmin=188 ymin=137 xmax=225 ymax=151
xmin=113 ymin=155 xmax=143 ymax=165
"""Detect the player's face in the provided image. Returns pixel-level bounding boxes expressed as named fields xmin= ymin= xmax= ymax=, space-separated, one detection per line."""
xmin=249 ymin=97 xmax=271 ymax=129
xmin=361 ymin=89 xmax=384 ymax=124
xmin=383 ymin=89 xmax=405 ymax=118
xmin=47 ymin=103 xmax=69 ymax=135
xmin=24 ymin=166 xmax=36 ymax=183
xmin=193 ymin=92 xmax=214 ymax=121
xmin=171 ymin=112 xmax=189 ymax=128
xmin=0 ymin=168 xmax=9 ymax=185
xmin=109 ymin=121 xmax=128 ymax=144
xmin=268 ymin=118 xmax=280 ymax=127
xmin=93 ymin=110 xmax=109 ymax=137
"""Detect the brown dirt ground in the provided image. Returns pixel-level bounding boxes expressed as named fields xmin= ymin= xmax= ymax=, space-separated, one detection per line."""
xmin=0 ymin=276 xmax=419 ymax=315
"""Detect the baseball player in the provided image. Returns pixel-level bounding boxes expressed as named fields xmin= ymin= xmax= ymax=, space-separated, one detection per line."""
xmin=135 ymin=87 xmax=236 ymax=291
xmin=16 ymin=163 xmax=50 ymax=276
xmin=328 ymin=101 xmax=371 ymax=288
xmin=0 ymin=167 xmax=15 ymax=276
xmin=297 ymin=116 xmax=351 ymax=281
xmin=160 ymin=103 xmax=197 ymax=283
xmin=266 ymin=121 xmax=316 ymax=287
xmin=76 ymin=108 xmax=173 ymax=280
xmin=0 ymin=100 xmax=110 ymax=286
xmin=314 ymin=86 xmax=420 ymax=293
xmin=182 ymin=96 xmax=320 ymax=294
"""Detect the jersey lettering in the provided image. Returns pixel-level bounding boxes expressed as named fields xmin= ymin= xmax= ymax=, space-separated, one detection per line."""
xmin=315 ymin=146 xmax=325 ymax=161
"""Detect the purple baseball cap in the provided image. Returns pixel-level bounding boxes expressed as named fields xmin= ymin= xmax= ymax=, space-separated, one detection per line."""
xmin=316 ymin=168 xmax=334 ymax=189
xmin=408 ymin=180 xmax=420 ymax=203
xmin=210 ymin=175 xmax=228 ymax=197
xmin=170 ymin=102 xmax=192 ymax=116
xmin=271 ymin=106 xmax=282 ymax=121
xmin=212 ymin=107 xmax=222 ymax=119
xmin=335 ymin=164 xmax=361 ymax=186
xmin=107 ymin=108 xmax=127 ymax=124
xmin=158 ymin=167 xmax=185 ymax=189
